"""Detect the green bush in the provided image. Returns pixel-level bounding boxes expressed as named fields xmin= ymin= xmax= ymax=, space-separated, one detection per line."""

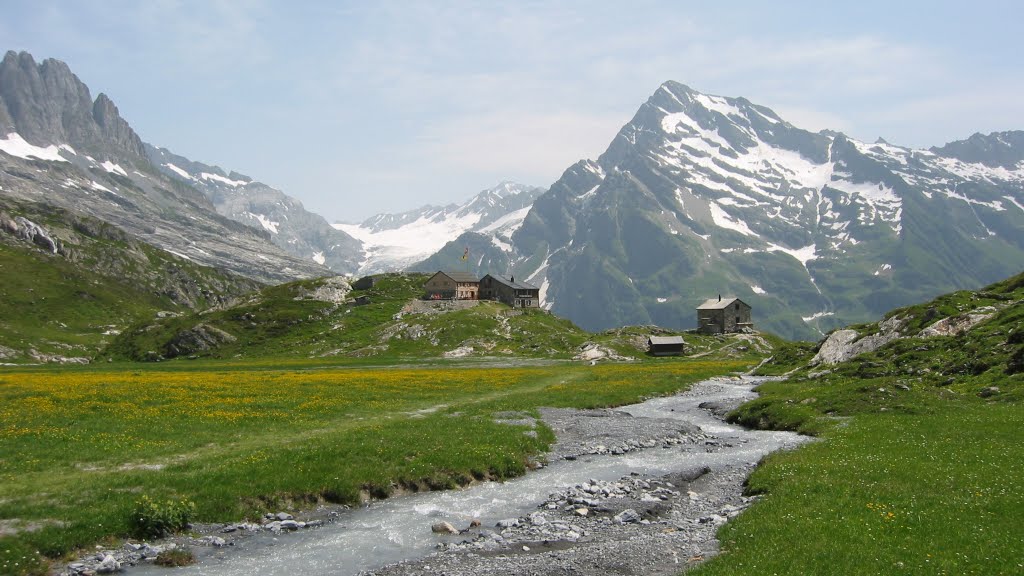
xmin=128 ymin=496 xmax=196 ymax=539
xmin=154 ymin=548 xmax=195 ymax=567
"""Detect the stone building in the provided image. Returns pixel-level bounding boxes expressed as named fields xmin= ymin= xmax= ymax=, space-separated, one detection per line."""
xmin=423 ymin=271 xmax=480 ymax=300
xmin=479 ymin=274 xmax=540 ymax=308
xmin=696 ymin=296 xmax=752 ymax=334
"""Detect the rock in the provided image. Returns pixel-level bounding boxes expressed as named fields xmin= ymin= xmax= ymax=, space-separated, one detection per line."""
xmin=276 ymin=512 xmax=294 ymax=521
xmin=811 ymin=315 xmax=906 ymax=365
xmin=528 ymin=512 xmax=547 ymax=526
xmin=469 ymin=519 xmax=481 ymax=528
xmin=443 ymin=346 xmax=474 ymax=358
xmin=279 ymin=520 xmax=300 ymax=531
xmin=573 ymin=507 xmax=589 ymax=517
xmin=614 ymin=509 xmax=642 ymax=524
xmin=495 ymin=518 xmax=520 ymax=529
xmin=919 ymin=310 xmax=997 ymax=338
xmin=979 ymin=386 xmax=1000 ymax=398
xmin=431 ymin=521 xmax=459 ymax=534
xmin=95 ymin=554 xmax=120 ymax=574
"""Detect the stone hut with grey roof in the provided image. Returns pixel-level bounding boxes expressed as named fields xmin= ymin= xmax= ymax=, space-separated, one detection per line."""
xmin=696 ymin=296 xmax=752 ymax=334
xmin=424 ymin=271 xmax=480 ymax=300
xmin=479 ymin=274 xmax=540 ymax=308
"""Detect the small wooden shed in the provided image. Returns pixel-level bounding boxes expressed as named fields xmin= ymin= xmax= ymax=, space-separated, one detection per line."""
xmin=648 ymin=335 xmax=685 ymax=356
xmin=352 ymin=275 xmax=377 ymax=290
xmin=696 ymin=296 xmax=752 ymax=335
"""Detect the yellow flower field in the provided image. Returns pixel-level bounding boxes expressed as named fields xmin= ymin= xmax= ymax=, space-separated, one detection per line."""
xmin=0 ymin=358 xmax=746 ymax=575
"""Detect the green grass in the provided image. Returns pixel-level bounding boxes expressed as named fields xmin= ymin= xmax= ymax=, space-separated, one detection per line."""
xmin=695 ymin=271 xmax=1024 ymax=575
xmin=0 ymin=358 xmax=750 ymax=575
xmin=696 ymin=403 xmax=1024 ymax=576
xmin=0 ymin=199 xmax=259 ymax=364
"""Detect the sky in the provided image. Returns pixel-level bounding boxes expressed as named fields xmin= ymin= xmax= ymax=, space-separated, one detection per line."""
xmin=3 ymin=1 xmax=1023 ymax=222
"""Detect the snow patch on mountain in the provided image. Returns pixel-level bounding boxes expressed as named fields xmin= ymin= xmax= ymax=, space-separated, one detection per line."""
xmin=0 ymin=132 xmax=68 ymax=162
xmin=201 ymin=172 xmax=249 ymax=187
xmin=91 ymin=181 xmax=113 ymax=194
xmin=709 ymin=202 xmax=759 ymax=237
xmin=245 ymin=212 xmax=279 ymax=234
xmin=164 ymin=163 xmax=193 ymax=180
xmin=100 ymin=160 xmax=128 ymax=176
xmin=337 ymin=182 xmax=544 ymax=274
xmin=336 ymin=210 xmax=483 ymax=271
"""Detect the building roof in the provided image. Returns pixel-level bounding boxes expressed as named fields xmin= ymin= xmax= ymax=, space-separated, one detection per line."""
xmin=482 ymin=274 xmax=538 ymax=290
xmin=433 ymin=271 xmax=480 ymax=283
xmin=696 ymin=297 xmax=748 ymax=310
xmin=648 ymin=336 xmax=685 ymax=346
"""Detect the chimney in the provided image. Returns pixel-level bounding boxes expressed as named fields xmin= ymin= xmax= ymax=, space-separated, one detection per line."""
xmin=718 ymin=294 xmax=721 ymax=301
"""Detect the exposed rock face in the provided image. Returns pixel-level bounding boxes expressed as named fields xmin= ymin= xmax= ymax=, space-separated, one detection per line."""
xmin=0 ymin=51 xmax=145 ymax=160
xmin=0 ymin=51 xmax=333 ymax=284
xmin=163 ymin=323 xmax=237 ymax=358
xmin=918 ymin=308 xmax=997 ymax=338
xmin=145 ymin=143 xmax=363 ymax=274
xmin=810 ymin=315 xmax=906 ymax=365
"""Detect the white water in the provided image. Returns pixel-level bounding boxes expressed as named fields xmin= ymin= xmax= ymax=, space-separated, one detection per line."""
xmin=128 ymin=378 xmax=805 ymax=575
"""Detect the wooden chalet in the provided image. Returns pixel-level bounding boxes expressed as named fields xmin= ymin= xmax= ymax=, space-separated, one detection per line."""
xmin=696 ymin=296 xmax=752 ymax=334
xmin=647 ymin=335 xmax=685 ymax=356
xmin=479 ymin=274 xmax=540 ymax=308
xmin=424 ymin=271 xmax=480 ymax=300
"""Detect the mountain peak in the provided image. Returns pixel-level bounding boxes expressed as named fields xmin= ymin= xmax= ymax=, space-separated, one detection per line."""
xmin=931 ymin=130 xmax=1024 ymax=169
xmin=0 ymin=51 xmax=145 ymax=161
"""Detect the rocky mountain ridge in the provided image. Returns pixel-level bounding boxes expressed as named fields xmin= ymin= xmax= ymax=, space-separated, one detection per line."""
xmin=145 ymin=143 xmax=364 ymax=274
xmin=481 ymin=81 xmax=1024 ymax=339
xmin=0 ymin=50 xmax=330 ymax=284
xmin=335 ymin=181 xmax=545 ymax=275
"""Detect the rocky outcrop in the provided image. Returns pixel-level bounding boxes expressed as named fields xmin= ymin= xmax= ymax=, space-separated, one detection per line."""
xmin=918 ymin=307 xmax=997 ymax=337
xmin=162 ymin=323 xmax=237 ymax=359
xmin=810 ymin=315 xmax=906 ymax=365
xmin=0 ymin=211 xmax=63 ymax=254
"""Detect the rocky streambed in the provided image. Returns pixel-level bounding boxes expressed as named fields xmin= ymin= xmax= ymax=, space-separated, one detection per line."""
xmin=66 ymin=376 xmax=808 ymax=576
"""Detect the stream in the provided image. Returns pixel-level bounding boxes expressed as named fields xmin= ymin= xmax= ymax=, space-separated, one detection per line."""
xmin=125 ymin=376 xmax=807 ymax=575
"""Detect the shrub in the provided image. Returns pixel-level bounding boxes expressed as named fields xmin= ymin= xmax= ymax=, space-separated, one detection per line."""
xmin=154 ymin=548 xmax=195 ymax=567
xmin=128 ymin=496 xmax=196 ymax=539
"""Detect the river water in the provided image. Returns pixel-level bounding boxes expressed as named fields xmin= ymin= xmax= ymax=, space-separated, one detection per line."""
xmin=127 ymin=377 xmax=806 ymax=576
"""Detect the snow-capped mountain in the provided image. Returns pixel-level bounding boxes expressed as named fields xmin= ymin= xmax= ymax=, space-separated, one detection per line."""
xmin=145 ymin=144 xmax=363 ymax=274
xmin=0 ymin=50 xmax=330 ymax=283
xmin=491 ymin=81 xmax=1024 ymax=339
xmin=334 ymin=181 xmax=544 ymax=274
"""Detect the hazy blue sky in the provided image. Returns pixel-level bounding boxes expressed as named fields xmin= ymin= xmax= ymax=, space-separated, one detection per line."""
xmin=3 ymin=1 xmax=1022 ymax=221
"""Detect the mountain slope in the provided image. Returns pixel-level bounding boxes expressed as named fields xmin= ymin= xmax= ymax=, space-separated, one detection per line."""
xmin=0 ymin=195 xmax=260 ymax=363
xmin=499 ymin=81 xmax=1024 ymax=339
xmin=335 ymin=182 xmax=544 ymax=275
xmin=0 ymin=50 xmax=331 ymax=284
xmin=145 ymin=143 xmax=363 ymax=274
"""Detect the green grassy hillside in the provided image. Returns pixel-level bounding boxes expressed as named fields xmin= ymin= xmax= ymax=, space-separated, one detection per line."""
xmin=693 ymin=271 xmax=1024 ymax=575
xmin=104 ymin=272 xmax=757 ymax=363
xmin=0 ymin=199 xmax=260 ymax=364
